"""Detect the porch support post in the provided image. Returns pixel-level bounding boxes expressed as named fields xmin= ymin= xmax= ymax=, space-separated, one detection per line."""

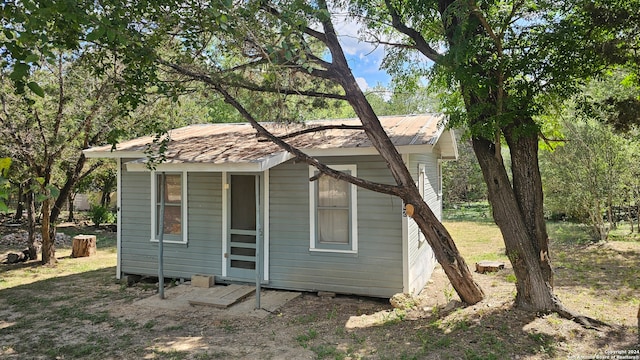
xmin=158 ymin=172 xmax=165 ymax=300
xmin=255 ymin=175 xmax=262 ymax=309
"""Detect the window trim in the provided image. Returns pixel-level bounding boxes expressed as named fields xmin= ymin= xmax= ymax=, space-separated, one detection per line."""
xmin=417 ymin=164 xmax=426 ymax=243
xmin=309 ymin=165 xmax=358 ymax=253
xmin=150 ymin=171 xmax=188 ymax=244
xmin=436 ymin=159 xmax=443 ymax=199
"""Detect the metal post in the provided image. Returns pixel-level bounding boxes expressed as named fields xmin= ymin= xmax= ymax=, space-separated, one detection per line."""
xmin=158 ymin=172 xmax=165 ymax=299
xmin=255 ymin=175 xmax=261 ymax=309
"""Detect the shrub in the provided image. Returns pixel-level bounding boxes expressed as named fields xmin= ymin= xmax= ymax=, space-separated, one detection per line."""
xmin=89 ymin=205 xmax=116 ymax=225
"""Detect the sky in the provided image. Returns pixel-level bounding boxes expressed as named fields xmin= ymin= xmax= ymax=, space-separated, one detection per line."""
xmin=333 ymin=16 xmax=392 ymax=91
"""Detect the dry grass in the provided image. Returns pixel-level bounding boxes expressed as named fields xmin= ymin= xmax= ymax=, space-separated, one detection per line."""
xmin=0 ymin=218 xmax=638 ymax=359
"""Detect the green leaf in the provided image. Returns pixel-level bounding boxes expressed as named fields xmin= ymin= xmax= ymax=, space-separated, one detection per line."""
xmin=24 ymin=54 xmax=40 ymax=63
xmin=0 ymin=158 xmax=11 ymax=175
xmin=0 ymin=201 xmax=8 ymax=212
xmin=27 ymin=82 xmax=45 ymax=97
xmin=9 ymin=62 xmax=29 ymax=81
xmin=86 ymin=27 xmax=105 ymax=42
xmin=106 ymin=29 xmax=116 ymax=42
xmin=47 ymin=185 xmax=60 ymax=199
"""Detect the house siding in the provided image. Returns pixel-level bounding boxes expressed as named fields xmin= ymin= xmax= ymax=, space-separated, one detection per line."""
xmin=268 ymin=156 xmax=404 ymax=297
xmin=406 ymin=152 xmax=440 ymax=295
xmin=120 ymin=167 xmax=223 ymax=279
xmin=118 ymin=154 xmax=436 ymax=298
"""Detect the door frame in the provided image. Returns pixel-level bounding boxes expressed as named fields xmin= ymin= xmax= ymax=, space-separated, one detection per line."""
xmin=221 ymin=171 xmax=269 ymax=283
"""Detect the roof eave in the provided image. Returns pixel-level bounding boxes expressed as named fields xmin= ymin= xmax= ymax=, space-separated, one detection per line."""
xmin=83 ymin=149 xmax=145 ymax=159
xmin=124 ymin=151 xmax=295 ymax=173
xmin=437 ymin=129 xmax=459 ymax=160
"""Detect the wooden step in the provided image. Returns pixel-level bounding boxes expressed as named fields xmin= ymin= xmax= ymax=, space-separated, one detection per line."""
xmin=188 ymin=284 xmax=256 ymax=308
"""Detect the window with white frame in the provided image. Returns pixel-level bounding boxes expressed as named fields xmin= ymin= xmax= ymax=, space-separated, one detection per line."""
xmin=152 ymin=172 xmax=187 ymax=243
xmin=309 ymin=165 xmax=357 ymax=253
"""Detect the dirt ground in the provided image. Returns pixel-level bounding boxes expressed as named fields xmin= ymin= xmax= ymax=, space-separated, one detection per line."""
xmin=0 ymin=223 xmax=639 ymax=359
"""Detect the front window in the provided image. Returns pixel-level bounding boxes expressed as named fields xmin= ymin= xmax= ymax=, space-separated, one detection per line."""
xmin=157 ymin=173 xmax=182 ymax=235
xmin=152 ymin=172 xmax=187 ymax=243
xmin=317 ymin=175 xmax=350 ymax=244
xmin=309 ymin=165 xmax=357 ymax=253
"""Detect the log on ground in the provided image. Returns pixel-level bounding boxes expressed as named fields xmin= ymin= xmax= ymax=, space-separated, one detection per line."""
xmin=475 ymin=261 xmax=505 ymax=274
xmin=6 ymin=249 xmax=29 ymax=264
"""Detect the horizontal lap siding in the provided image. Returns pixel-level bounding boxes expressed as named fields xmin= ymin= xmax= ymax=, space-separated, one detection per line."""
xmin=268 ymin=156 xmax=403 ymax=298
xmin=120 ymin=169 xmax=222 ymax=279
xmin=181 ymin=173 xmax=222 ymax=277
xmin=120 ymin=167 xmax=154 ymax=276
xmin=407 ymin=153 xmax=439 ymax=294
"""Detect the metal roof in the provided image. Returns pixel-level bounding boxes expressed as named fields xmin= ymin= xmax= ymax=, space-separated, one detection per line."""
xmin=84 ymin=114 xmax=455 ymax=171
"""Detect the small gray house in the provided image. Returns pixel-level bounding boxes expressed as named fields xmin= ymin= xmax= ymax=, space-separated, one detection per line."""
xmin=84 ymin=114 xmax=458 ymax=298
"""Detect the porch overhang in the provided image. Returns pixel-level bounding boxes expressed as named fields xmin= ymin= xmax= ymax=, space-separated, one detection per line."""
xmin=123 ymin=151 xmax=294 ymax=173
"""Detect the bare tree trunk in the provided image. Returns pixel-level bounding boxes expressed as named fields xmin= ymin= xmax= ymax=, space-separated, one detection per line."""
xmin=13 ymin=182 xmax=25 ymax=221
xmin=473 ymin=137 xmax=608 ymax=328
xmin=607 ymin=194 xmax=616 ymax=230
xmin=504 ymin=127 xmax=554 ymax=287
xmin=636 ymin=202 xmax=639 ymax=234
xmin=67 ymin=192 xmax=75 ymax=222
xmin=51 ymin=154 xmax=87 ymax=225
xmin=41 ymin=198 xmax=57 ymax=265
xmin=473 ymin=137 xmax=557 ymax=310
xmin=100 ymin=191 xmax=109 ymax=208
xmin=26 ymin=184 xmax=38 ymax=260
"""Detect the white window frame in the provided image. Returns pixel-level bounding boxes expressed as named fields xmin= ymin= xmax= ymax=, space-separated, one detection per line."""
xmin=150 ymin=171 xmax=188 ymax=244
xmin=309 ymin=165 xmax=358 ymax=253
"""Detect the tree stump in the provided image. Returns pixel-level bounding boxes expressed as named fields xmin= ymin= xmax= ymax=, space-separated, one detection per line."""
xmin=71 ymin=235 xmax=97 ymax=258
xmin=475 ymin=261 xmax=505 ymax=274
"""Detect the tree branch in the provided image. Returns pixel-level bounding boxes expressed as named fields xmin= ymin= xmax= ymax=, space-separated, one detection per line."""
xmin=384 ymin=0 xmax=444 ymax=63
xmin=261 ymin=4 xmax=327 ymax=43
xmin=159 ymin=60 xmax=347 ymax=100
xmin=33 ymin=108 xmax=50 ymax=175
xmin=468 ymin=0 xmax=506 ymax=121
xmin=257 ymin=124 xmax=364 ymax=142
xmin=469 ymin=1 xmax=502 ymax=53
xmin=53 ymin=52 xmax=65 ymax=138
xmin=212 ymin=83 xmax=404 ymax=197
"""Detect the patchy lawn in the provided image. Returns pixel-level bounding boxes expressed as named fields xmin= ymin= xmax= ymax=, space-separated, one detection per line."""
xmin=0 ymin=219 xmax=638 ymax=359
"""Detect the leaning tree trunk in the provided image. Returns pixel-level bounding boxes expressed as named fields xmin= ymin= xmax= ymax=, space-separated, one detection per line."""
xmin=409 ymin=192 xmax=485 ymax=303
xmin=334 ymin=48 xmax=484 ymax=304
xmin=504 ymin=126 xmax=554 ymax=287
